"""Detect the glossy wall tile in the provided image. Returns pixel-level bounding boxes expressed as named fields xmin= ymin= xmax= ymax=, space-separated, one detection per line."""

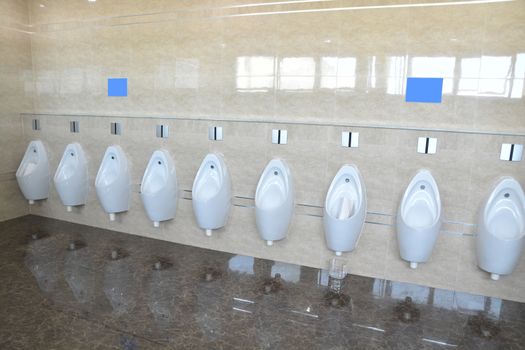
xmin=21 ymin=113 xmax=525 ymax=303
xmin=0 ymin=0 xmax=32 ymax=220
xmin=25 ymin=0 xmax=525 ymax=133
xmin=2 ymin=0 xmax=525 ymax=303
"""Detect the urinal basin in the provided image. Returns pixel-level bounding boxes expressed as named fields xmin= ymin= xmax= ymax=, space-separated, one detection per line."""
xmin=192 ymin=153 xmax=232 ymax=233
xmin=255 ymin=159 xmax=294 ymax=245
xmin=397 ymin=170 xmax=442 ymax=267
xmin=258 ymin=184 xmax=286 ymax=210
xmin=196 ymin=180 xmax=220 ymax=201
xmin=487 ymin=207 xmax=521 ymax=240
xmin=194 ymin=170 xmax=221 ymax=202
xmin=54 ymin=143 xmax=88 ymax=208
xmin=477 ymin=177 xmax=525 ymax=279
xmin=95 ymin=145 xmax=130 ymax=216
xmin=16 ymin=140 xmax=50 ymax=202
xmin=323 ymin=164 xmax=367 ymax=255
xmin=334 ymin=196 xmax=354 ymax=220
xmin=403 ymin=197 xmax=435 ymax=229
xmin=141 ymin=150 xmax=178 ymax=225
xmin=143 ymin=173 xmax=167 ymax=194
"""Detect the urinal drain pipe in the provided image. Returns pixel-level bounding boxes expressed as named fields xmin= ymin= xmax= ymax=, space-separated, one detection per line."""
xmin=490 ymin=273 xmax=500 ymax=281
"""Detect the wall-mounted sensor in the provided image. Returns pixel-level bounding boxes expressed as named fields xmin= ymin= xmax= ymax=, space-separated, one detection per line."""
xmin=208 ymin=126 xmax=223 ymax=141
xmin=272 ymin=129 xmax=288 ymax=145
xmin=417 ymin=137 xmax=437 ymax=154
xmin=341 ymin=131 xmax=359 ymax=148
xmin=32 ymin=119 xmax=40 ymax=131
xmin=156 ymin=124 xmax=169 ymax=138
xmin=110 ymin=122 xmax=122 ymax=135
xmin=70 ymin=121 xmax=79 ymax=133
xmin=500 ymin=143 xmax=523 ymax=161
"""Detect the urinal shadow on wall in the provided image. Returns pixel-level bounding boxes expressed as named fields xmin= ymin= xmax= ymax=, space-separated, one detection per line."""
xmin=16 ymin=140 xmax=50 ymax=205
xmin=192 ymin=153 xmax=232 ymax=237
xmin=255 ymin=159 xmax=294 ymax=246
xmin=54 ymin=142 xmax=88 ymax=212
xmin=396 ymin=169 xmax=442 ymax=269
xmin=95 ymin=145 xmax=131 ymax=221
xmin=141 ymin=149 xmax=178 ymax=228
xmin=476 ymin=176 xmax=525 ymax=281
xmin=323 ymin=164 xmax=367 ymax=256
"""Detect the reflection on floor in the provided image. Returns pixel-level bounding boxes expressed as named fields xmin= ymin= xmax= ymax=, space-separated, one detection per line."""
xmin=1 ymin=215 xmax=524 ymax=349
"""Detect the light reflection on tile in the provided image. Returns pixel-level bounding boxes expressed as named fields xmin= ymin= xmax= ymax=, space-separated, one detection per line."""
xmin=3 ymin=0 xmax=525 ymax=326
xmin=4 ymin=215 xmax=525 ymax=349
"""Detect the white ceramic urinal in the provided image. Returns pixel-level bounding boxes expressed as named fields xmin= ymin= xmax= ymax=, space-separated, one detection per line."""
xmin=477 ymin=177 xmax=525 ymax=281
xmin=255 ymin=159 xmax=294 ymax=246
xmin=95 ymin=145 xmax=130 ymax=221
xmin=141 ymin=149 xmax=178 ymax=228
xmin=192 ymin=153 xmax=232 ymax=236
xmin=397 ymin=170 xmax=442 ymax=269
xmin=324 ymin=165 xmax=367 ymax=256
xmin=53 ymin=143 xmax=88 ymax=212
xmin=16 ymin=140 xmax=50 ymax=204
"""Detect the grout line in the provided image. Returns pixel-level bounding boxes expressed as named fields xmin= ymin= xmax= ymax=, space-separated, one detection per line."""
xmin=20 ymin=113 xmax=525 ymax=137
xmin=0 ymin=172 xmax=17 ymax=182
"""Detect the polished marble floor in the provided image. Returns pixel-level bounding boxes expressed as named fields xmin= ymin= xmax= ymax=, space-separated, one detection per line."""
xmin=1 ymin=215 xmax=524 ymax=350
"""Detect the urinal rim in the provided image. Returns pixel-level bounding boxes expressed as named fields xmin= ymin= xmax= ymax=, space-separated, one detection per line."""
xmin=192 ymin=153 xmax=226 ymax=199
xmin=325 ymin=164 xmax=366 ymax=220
xmin=95 ymin=145 xmax=128 ymax=187
xmin=399 ymin=169 xmax=441 ymax=228
xmin=482 ymin=176 xmax=525 ymax=241
xmin=255 ymin=158 xmax=292 ymax=208
xmin=17 ymin=140 xmax=48 ymax=178
xmin=54 ymin=142 xmax=87 ymax=183
xmin=141 ymin=149 xmax=175 ymax=195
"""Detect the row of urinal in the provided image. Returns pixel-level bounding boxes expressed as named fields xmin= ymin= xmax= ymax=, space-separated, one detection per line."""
xmin=16 ymin=141 xmax=293 ymax=242
xmin=16 ymin=140 xmax=525 ymax=281
xmin=16 ymin=141 xmax=229 ymax=233
xmin=398 ymin=170 xmax=525 ymax=281
xmin=14 ymin=140 xmax=361 ymax=248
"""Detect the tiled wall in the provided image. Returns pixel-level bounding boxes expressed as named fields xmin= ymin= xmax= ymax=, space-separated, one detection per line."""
xmin=26 ymin=0 xmax=525 ymax=134
xmin=22 ymin=113 xmax=525 ymax=302
xmin=0 ymin=0 xmax=32 ymax=220
xmin=10 ymin=0 xmax=525 ymax=301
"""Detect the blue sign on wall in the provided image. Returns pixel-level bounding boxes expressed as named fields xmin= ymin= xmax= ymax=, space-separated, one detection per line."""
xmin=108 ymin=78 xmax=128 ymax=97
xmin=405 ymin=77 xmax=443 ymax=103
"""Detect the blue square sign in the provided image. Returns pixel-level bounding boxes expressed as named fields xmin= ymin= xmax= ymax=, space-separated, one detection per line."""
xmin=108 ymin=78 xmax=128 ymax=97
xmin=405 ymin=77 xmax=443 ymax=103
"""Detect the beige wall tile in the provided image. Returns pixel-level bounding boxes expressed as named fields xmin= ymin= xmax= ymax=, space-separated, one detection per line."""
xmin=0 ymin=179 xmax=28 ymax=221
xmin=3 ymin=0 xmax=525 ymax=301
xmin=19 ymin=114 xmax=525 ymax=302
xmin=1 ymin=1 xmax=32 ymax=221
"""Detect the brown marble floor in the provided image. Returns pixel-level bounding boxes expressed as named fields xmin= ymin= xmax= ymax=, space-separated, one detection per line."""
xmin=1 ymin=215 xmax=524 ymax=350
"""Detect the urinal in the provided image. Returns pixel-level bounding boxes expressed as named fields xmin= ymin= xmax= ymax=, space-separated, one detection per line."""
xmin=324 ymin=165 xmax=367 ymax=256
xmin=95 ymin=145 xmax=130 ymax=221
xmin=476 ymin=177 xmax=525 ymax=281
xmin=192 ymin=153 xmax=232 ymax=236
xmin=16 ymin=140 xmax=50 ymax=204
xmin=141 ymin=149 xmax=178 ymax=228
xmin=397 ymin=169 xmax=442 ymax=269
xmin=53 ymin=143 xmax=88 ymax=212
xmin=255 ymin=159 xmax=294 ymax=246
